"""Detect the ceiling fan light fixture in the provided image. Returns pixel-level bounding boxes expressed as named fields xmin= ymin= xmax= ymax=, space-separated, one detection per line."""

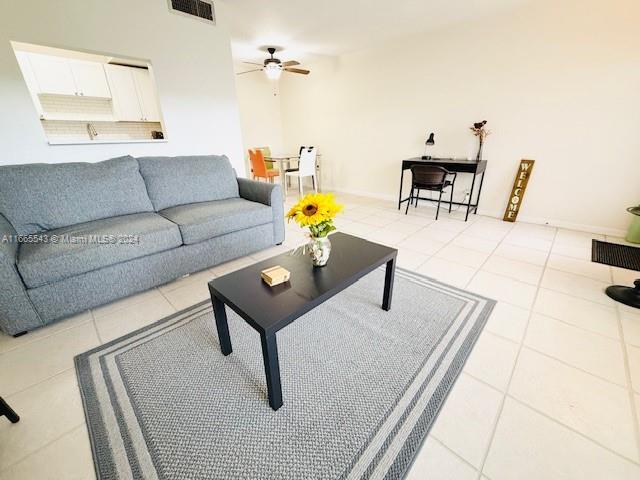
xmin=264 ymin=63 xmax=282 ymax=80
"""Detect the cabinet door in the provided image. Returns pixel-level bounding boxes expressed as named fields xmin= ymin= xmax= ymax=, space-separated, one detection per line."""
xmin=28 ymin=53 xmax=77 ymax=96
xmin=105 ymin=64 xmax=143 ymax=121
xmin=133 ymin=68 xmax=161 ymax=122
xmin=70 ymin=60 xmax=111 ymax=98
xmin=14 ymin=51 xmax=44 ymax=115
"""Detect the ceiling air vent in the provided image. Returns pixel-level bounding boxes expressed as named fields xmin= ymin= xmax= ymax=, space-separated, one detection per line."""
xmin=168 ymin=0 xmax=215 ymax=25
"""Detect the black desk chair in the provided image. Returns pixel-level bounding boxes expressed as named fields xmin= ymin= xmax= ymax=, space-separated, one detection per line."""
xmin=0 ymin=396 xmax=20 ymax=423
xmin=405 ymin=165 xmax=456 ymax=220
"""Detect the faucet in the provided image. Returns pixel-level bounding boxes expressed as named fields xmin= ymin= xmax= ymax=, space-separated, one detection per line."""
xmin=86 ymin=123 xmax=98 ymax=140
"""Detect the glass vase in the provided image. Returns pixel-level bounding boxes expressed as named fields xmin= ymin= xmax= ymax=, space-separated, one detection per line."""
xmin=308 ymin=236 xmax=332 ymax=267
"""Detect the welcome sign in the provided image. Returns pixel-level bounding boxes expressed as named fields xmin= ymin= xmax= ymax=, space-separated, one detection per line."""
xmin=503 ymin=159 xmax=535 ymax=222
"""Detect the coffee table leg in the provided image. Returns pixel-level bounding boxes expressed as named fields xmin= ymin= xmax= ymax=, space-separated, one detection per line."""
xmin=211 ymin=294 xmax=232 ymax=356
xmin=382 ymin=257 xmax=396 ymax=311
xmin=260 ymin=333 xmax=283 ymax=411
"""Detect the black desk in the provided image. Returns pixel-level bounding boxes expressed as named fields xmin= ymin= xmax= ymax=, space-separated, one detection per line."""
xmin=398 ymin=158 xmax=488 ymax=221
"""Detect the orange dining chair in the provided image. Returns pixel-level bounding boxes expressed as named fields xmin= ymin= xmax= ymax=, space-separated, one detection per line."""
xmin=248 ymin=149 xmax=280 ymax=183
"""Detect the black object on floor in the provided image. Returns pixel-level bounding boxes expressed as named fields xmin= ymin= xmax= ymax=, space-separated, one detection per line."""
xmin=592 ymin=239 xmax=640 ymax=271
xmin=0 ymin=396 xmax=20 ymax=423
xmin=606 ymin=280 xmax=640 ymax=309
xmin=592 ymin=240 xmax=640 ymax=308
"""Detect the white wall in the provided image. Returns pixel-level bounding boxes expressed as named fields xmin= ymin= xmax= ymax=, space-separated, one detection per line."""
xmin=0 ymin=0 xmax=246 ymax=175
xmin=278 ymin=0 xmax=640 ymax=235
xmin=234 ymin=67 xmax=284 ymax=169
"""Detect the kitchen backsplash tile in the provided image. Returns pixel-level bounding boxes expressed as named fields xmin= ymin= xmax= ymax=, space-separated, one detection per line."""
xmin=42 ymin=120 xmax=162 ymax=142
xmin=39 ymin=94 xmax=114 ymax=117
xmin=39 ymin=94 xmax=162 ymax=142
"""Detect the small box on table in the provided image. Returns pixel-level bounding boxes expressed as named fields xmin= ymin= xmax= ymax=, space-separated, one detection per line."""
xmin=261 ymin=266 xmax=291 ymax=287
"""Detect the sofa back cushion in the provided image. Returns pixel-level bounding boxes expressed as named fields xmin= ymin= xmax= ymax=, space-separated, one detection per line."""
xmin=137 ymin=155 xmax=239 ymax=211
xmin=0 ymin=156 xmax=154 ymax=235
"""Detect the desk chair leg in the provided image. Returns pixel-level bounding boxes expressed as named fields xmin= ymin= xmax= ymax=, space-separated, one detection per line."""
xmin=436 ymin=190 xmax=443 ymax=220
xmin=449 ymin=185 xmax=454 ymax=213
xmin=0 ymin=397 xmax=20 ymax=423
xmin=415 ymin=189 xmax=419 ymax=208
xmin=298 ymin=176 xmax=303 ymax=197
xmin=312 ymin=175 xmax=317 ymax=193
xmin=405 ymin=186 xmax=414 ymax=215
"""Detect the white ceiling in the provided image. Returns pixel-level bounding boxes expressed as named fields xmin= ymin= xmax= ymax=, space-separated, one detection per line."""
xmin=222 ymin=0 xmax=531 ymax=62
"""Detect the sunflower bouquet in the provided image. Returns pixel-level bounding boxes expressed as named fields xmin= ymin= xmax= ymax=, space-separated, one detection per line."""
xmin=286 ymin=193 xmax=343 ymax=266
xmin=286 ymin=193 xmax=343 ymax=238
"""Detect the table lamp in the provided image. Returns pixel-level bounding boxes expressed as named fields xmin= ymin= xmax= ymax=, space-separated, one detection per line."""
xmin=422 ymin=132 xmax=435 ymax=160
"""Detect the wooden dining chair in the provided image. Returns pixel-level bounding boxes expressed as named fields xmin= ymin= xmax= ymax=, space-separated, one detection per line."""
xmin=405 ymin=165 xmax=456 ymax=220
xmin=248 ymin=149 xmax=280 ymax=183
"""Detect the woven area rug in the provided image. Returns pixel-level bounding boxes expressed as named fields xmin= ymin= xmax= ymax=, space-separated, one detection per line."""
xmin=76 ymin=268 xmax=495 ymax=480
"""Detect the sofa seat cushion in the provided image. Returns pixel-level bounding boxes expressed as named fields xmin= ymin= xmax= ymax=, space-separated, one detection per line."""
xmin=17 ymin=213 xmax=182 ymax=288
xmin=160 ymin=198 xmax=273 ymax=245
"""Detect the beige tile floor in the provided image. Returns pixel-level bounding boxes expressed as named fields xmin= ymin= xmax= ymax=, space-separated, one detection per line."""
xmin=1 ymin=192 xmax=640 ymax=479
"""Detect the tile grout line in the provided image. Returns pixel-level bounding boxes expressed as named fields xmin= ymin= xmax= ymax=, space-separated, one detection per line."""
xmin=90 ymin=309 xmax=103 ymax=345
xmin=462 ymin=221 xmax=516 ymax=290
xmin=462 ymin=369 xmax=640 ymax=466
xmin=530 ymin=299 xmax=620 ymax=339
xmin=428 ymin=434 xmax=482 ymax=476
xmin=0 ymin=314 xmax=93 ymax=356
xmin=518 ymin=343 xmax=628 ymax=389
xmin=157 ymin=282 xmax=189 ymax=312
xmin=507 ymin=395 xmax=640 ymax=466
xmin=0 ymin=423 xmax=87 ymax=474
xmin=3 ymin=366 xmax=77 ymax=399
xmin=407 ymin=214 xmax=480 ymax=271
xmin=474 ymin=226 xmax=558 ymax=479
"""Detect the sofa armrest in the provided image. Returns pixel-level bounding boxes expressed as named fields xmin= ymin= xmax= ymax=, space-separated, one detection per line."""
xmin=237 ymin=178 xmax=285 ymax=244
xmin=0 ymin=213 xmax=19 ymax=262
xmin=0 ymin=213 xmax=42 ymax=335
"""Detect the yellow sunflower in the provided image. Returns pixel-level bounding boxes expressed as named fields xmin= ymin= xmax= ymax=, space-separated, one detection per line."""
xmin=286 ymin=193 xmax=343 ymax=228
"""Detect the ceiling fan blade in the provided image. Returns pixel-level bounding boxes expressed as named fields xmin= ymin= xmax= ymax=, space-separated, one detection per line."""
xmin=242 ymin=61 xmax=264 ymax=66
xmin=281 ymin=60 xmax=300 ymax=67
xmin=284 ymin=67 xmax=310 ymax=75
xmin=236 ymin=69 xmax=263 ymax=75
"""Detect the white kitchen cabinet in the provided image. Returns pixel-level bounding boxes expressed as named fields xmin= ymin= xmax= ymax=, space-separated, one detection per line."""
xmin=105 ymin=64 xmax=161 ymax=122
xmin=14 ymin=51 xmax=44 ymax=115
xmin=133 ymin=68 xmax=161 ymax=122
xmin=27 ymin=53 xmax=111 ymax=98
xmin=28 ymin=53 xmax=77 ymax=96
xmin=69 ymin=60 xmax=111 ymax=98
xmin=105 ymin=64 xmax=144 ymax=121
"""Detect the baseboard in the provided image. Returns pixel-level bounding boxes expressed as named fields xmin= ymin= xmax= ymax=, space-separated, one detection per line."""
xmin=328 ymin=186 xmax=627 ymax=237
xmin=330 ymin=186 xmax=397 ymax=203
xmin=476 ymin=209 xmax=627 ymax=237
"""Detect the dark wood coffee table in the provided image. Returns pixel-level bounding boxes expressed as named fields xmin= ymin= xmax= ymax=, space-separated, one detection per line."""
xmin=207 ymin=232 xmax=397 ymax=410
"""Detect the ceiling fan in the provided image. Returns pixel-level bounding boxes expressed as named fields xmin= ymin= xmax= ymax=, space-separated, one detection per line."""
xmin=237 ymin=47 xmax=310 ymax=80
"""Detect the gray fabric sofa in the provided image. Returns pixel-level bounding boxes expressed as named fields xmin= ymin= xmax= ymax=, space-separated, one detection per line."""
xmin=0 ymin=155 xmax=284 ymax=336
